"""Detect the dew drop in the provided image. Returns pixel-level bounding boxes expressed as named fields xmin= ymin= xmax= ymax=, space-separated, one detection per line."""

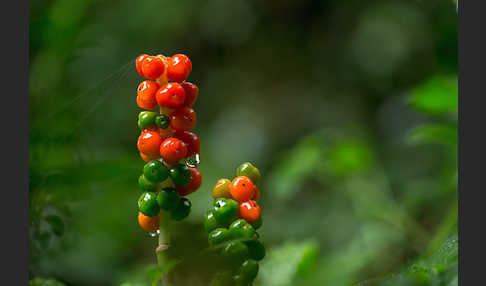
xmin=185 ymin=153 xmax=201 ymax=168
xmin=148 ymin=229 xmax=160 ymax=237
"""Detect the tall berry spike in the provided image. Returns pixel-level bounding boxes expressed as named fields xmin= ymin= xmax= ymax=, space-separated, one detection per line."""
xmin=134 ymin=52 xmax=202 ymax=284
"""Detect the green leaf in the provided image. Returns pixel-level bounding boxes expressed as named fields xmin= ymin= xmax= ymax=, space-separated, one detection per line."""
xmin=259 ymin=240 xmax=319 ymax=286
xmin=408 ymin=75 xmax=458 ymax=115
xmin=329 ymin=142 xmax=374 ymax=175
xmin=407 ymin=123 xmax=457 ymax=147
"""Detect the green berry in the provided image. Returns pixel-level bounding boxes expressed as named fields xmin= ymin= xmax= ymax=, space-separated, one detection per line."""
xmin=155 ymin=114 xmax=170 ymax=129
xmin=236 ymin=259 xmax=259 ymax=284
xmin=229 ymin=219 xmax=256 ymax=240
xmin=250 ymin=215 xmax=262 ymax=230
xmin=204 ymin=210 xmax=224 ymax=233
xmin=138 ymin=111 xmax=157 ymax=130
xmin=169 ymin=164 xmax=191 ymax=186
xmin=171 ymin=197 xmax=191 ymax=220
xmin=157 ymin=187 xmax=180 ymax=211
xmin=143 ymin=160 xmax=169 ymax=183
xmin=221 ymin=241 xmax=249 ymax=264
xmin=213 ymin=198 xmax=239 ymax=224
xmin=245 ymin=240 xmax=265 ymax=261
xmin=208 ymin=228 xmax=232 ymax=246
xmin=236 ymin=162 xmax=261 ymax=184
xmin=138 ymin=174 xmax=157 ymax=192
xmin=138 ymin=192 xmax=160 ymax=217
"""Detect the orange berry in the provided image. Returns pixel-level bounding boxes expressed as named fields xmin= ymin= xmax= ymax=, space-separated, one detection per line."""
xmin=137 ymin=80 xmax=160 ymax=105
xmin=170 ymin=107 xmax=197 ymax=132
xmin=239 ymin=200 xmax=261 ymax=222
xmin=140 ymin=151 xmax=161 ymax=162
xmin=229 ymin=176 xmax=255 ymax=202
xmin=136 ymin=54 xmax=149 ymax=77
xmin=181 ymin=82 xmax=199 ymax=107
xmin=160 ymin=137 xmax=188 ymax=165
xmin=141 ymin=56 xmax=165 ymax=80
xmin=156 ymin=82 xmax=186 ymax=109
xmin=167 ymin=54 xmax=192 ymax=82
xmin=138 ymin=212 xmax=160 ymax=231
xmin=137 ymin=95 xmax=157 ymax=110
xmin=176 ymin=167 xmax=202 ymax=196
xmin=137 ymin=129 xmax=163 ymax=155
xmin=252 ymin=186 xmax=260 ymax=200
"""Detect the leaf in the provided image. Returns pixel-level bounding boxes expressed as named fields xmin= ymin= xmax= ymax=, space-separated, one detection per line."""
xmin=329 ymin=142 xmax=374 ymax=175
xmin=258 ymin=240 xmax=319 ymax=286
xmin=408 ymin=75 xmax=458 ymax=115
xmin=29 ymin=277 xmax=66 ymax=286
xmin=407 ymin=123 xmax=457 ymax=147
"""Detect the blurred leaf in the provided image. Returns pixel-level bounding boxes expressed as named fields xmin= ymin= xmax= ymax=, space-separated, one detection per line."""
xmin=407 ymin=123 xmax=457 ymax=147
xmin=45 ymin=215 xmax=65 ymax=236
xmin=408 ymin=75 xmax=458 ymax=115
xmin=30 ymin=277 xmax=66 ymax=286
xmin=329 ymin=142 xmax=374 ymax=175
xmin=146 ymin=261 xmax=179 ymax=286
xmin=259 ymin=240 xmax=319 ymax=286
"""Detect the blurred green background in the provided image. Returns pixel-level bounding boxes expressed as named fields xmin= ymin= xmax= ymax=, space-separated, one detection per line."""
xmin=29 ymin=0 xmax=457 ymax=285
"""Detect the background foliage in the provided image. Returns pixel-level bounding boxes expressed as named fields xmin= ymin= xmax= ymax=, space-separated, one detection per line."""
xmin=29 ymin=0 xmax=457 ymax=285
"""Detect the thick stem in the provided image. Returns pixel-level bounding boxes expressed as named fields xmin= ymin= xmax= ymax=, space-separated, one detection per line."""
xmin=156 ymin=211 xmax=171 ymax=285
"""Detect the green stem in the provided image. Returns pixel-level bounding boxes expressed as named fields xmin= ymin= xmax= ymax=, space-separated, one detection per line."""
xmin=156 ymin=211 xmax=171 ymax=286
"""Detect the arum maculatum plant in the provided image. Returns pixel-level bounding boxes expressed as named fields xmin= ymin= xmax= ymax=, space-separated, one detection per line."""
xmin=204 ymin=162 xmax=265 ymax=286
xmin=134 ymin=52 xmax=202 ymax=271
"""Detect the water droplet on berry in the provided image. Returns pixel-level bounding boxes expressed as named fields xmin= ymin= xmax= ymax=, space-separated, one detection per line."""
xmin=148 ymin=229 xmax=160 ymax=237
xmin=185 ymin=153 xmax=200 ymax=168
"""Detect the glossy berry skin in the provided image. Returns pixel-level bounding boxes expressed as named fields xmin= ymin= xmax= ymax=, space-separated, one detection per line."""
xmin=139 ymin=174 xmax=157 ymax=192
xmin=167 ymin=54 xmax=192 ymax=82
xmin=239 ymin=200 xmax=261 ymax=222
xmin=208 ymin=228 xmax=232 ymax=246
xmin=229 ymin=176 xmax=255 ymax=203
xmin=160 ymin=137 xmax=188 ymax=165
xmin=137 ymin=80 xmax=160 ymax=106
xmin=213 ymin=198 xmax=239 ymax=224
xmin=229 ymin=219 xmax=256 ymax=240
xmin=140 ymin=151 xmax=160 ymax=162
xmin=245 ymin=240 xmax=265 ymax=261
xmin=168 ymin=164 xmax=191 ymax=186
xmin=156 ymin=187 xmax=180 ymax=211
xmin=170 ymin=107 xmax=197 ymax=132
xmin=138 ymin=212 xmax=159 ymax=231
xmin=137 ymin=95 xmax=157 ymax=110
xmin=212 ymin=178 xmax=232 ymax=199
xmin=237 ymin=259 xmax=259 ymax=284
xmin=143 ymin=160 xmax=169 ymax=182
xmin=138 ymin=111 xmax=157 ymax=130
xmin=138 ymin=129 xmax=163 ymax=156
xmin=141 ymin=56 xmax=165 ymax=80
xmin=138 ymin=192 xmax=160 ymax=217
xmin=156 ymin=82 xmax=186 ymax=109
xmin=181 ymin=82 xmax=199 ymax=107
xmin=155 ymin=114 xmax=170 ymax=129
xmin=171 ymin=197 xmax=191 ymax=220
xmin=221 ymin=241 xmax=249 ymax=264
xmin=249 ymin=215 xmax=262 ymax=230
xmin=173 ymin=131 xmax=200 ymax=157
xmin=136 ymin=54 xmax=149 ymax=77
xmin=236 ymin=162 xmax=261 ymax=184
xmin=252 ymin=186 xmax=260 ymax=200
xmin=175 ymin=167 xmax=202 ymax=196
xmin=204 ymin=210 xmax=224 ymax=233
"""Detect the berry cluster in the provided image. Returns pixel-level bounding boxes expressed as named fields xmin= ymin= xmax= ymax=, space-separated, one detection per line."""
xmin=204 ymin=162 xmax=264 ymax=286
xmin=135 ymin=53 xmax=202 ymax=232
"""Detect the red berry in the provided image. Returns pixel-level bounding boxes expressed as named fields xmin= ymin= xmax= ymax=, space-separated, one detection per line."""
xmin=252 ymin=186 xmax=260 ymax=200
xmin=137 ymin=129 xmax=163 ymax=155
xmin=181 ymin=82 xmax=199 ymax=107
xmin=137 ymin=95 xmax=157 ymax=110
xmin=176 ymin=167 xmax=202 ymax=196
xmin=136 ymin=54 xmax=149 ymax=77
xmin=156 ymin=83 xmax=186 ymax=109
xmin=239 ymin=200 xmax=261 ymax=222
xmin=141 ymin=56 xmax=165 ymax=80
xmin=230 ymin=176 xmax=255 ymax=202
xmin=137 ymin=80 xmax=159 ymax=105
xmin=173 ymin=131 xmax=200 ymax=157
xmin=167 ymin=54 xmax=192 ymax=82
xmin=170 ymin=107 xmax=197 ymax=132
xmin=140 ymin=151 xmax=161 ymax=162
xmin=160 ymin=137 xmax=188 ymax=165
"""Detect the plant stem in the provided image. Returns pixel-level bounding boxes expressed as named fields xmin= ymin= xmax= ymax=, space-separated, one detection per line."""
xmin=156 ymin=211 xmax=171 ymax=286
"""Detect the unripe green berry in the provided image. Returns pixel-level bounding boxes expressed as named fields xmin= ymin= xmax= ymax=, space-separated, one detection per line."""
xmin=157 ymin=187 xmax=180 ymax=211
xmin=138 ymin=192 xmax=160 ymax=217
